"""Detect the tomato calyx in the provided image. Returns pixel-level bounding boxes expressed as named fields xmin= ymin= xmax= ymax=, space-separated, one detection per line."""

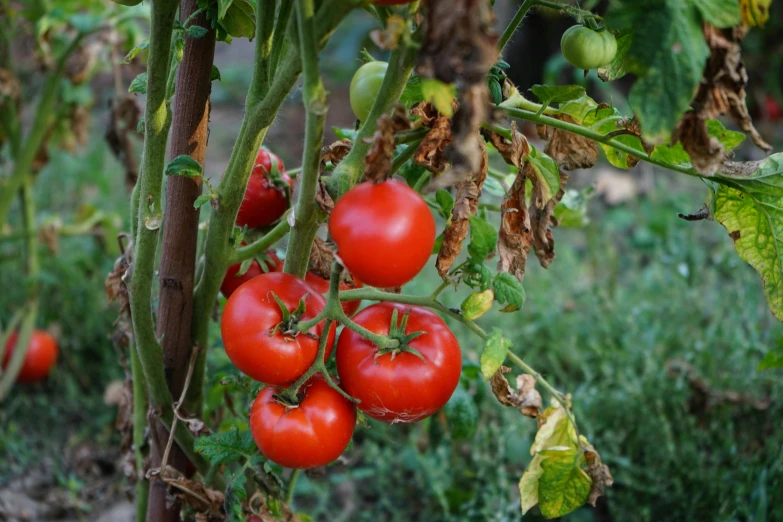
xmin=267 ymin=291 xmax=317 ymax=341
xmin=263 ymin=160 xmax=292 ymax=204
xmin=373 ymin=308 xmax=426 ymax=362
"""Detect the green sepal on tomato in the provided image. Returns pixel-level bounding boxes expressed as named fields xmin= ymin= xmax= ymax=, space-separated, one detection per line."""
xmin=220 ymin=249 xmax=281 ymax=298
xmin=2 ymin=330 xmax=58 ymax=383
xmin=349 ymin=61 xmax=388 ymax=123
xmin=329 ymin=180 xmax=435 ymax=289
xmin=250 ymin=375 xmax=357 ymax=468
xmin=221 ymin=272 xmax=335 ymax=385
xmin=336 ymin=302 xmax=462 ymax=423
xmin=560 ymin=25 xmax=617 ymax=70
xmin=236 ymin=148 xmax=293 ymax=229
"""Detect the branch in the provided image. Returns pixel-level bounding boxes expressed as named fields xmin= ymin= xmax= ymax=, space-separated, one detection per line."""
xmin=250 ymin=0 xmax=277 ymax=103
xmin=283 ymin=0 xmax=328 ymax=278
xmin=269 ymin=0 xmax=294 ymax=81
xmin=230 ymin=210 xmax=291 ymax=264
xmin=497 ymin=0 xmax=536 ymax=53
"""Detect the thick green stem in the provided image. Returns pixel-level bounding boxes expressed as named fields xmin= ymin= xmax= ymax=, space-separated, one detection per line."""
xmin=497 ymin=0 xmax=536 ymax=53
xmin=130 ymin=336 xmax=149 ymax=522
xmin=250 ymin=0 xmax=276 ymax=103
xmin=0 ymin=35 xmax=83 ymax=225
xmin=286 ymin=469 xmax=301 ymax=505
xmin=390 ymin=141 xmax=422 ymax=178
xmin=128 ymin=0 xmax=179 ymax=411
xmin=230 ymin=211 xmax=291 ymax=263
xmin=327 ymin=41 xmax=418 ymax=199
xmin=284 ymin=0 xmax=328 ymax=278
xmin=269 ymin=0 xmax=294 ymax=80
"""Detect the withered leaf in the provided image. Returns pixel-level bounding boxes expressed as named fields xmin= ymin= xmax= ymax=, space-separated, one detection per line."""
xmin=308 ymin=236 xmax=334 ymax=279
xmin=481 ymin=122 xmax=531 ymax=168
xmin=363 ymin=115 xmax=396 ymax=183
xmin=105 ymin=95 xmax=142 ymax=191
xmin=415 ymin=115 xmax=452 ymax=174
xmin=435 ymin=140 xmax=488 ymax=276
xmin=489 ymin=366 xmax=542 ymax=418
xmin=541 ymin=114 xmax=599 ymax=171
xmin=167 ymin=476 xmax=224 ymax=515
xmin=672 ymin=112 xmax=724 ymax=175
xmin=411 ymin=102 xmax=442 ymax=127
xmin=497 ymin=169 xmax=532 ymax=282
xmin=529 ymin=169 xmax=568 ymax=268
xmin=583 ymin=442 xmax=614 ymax=507
xmin=370 ymin=14 xmax=406 ymax=50
xmin=321 ymin=138 xmax=352 ymax=165
xmin=315 ymin=181 xmax=334 ymax=214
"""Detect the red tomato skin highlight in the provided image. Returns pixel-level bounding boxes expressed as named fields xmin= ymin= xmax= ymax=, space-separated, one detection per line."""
xmin=221 ymin=272 xmax=335 ymax=385
xmin=236 ymin=149 xmax=293 ymax=229
xmin=336 ymin=302 xmax=461 ymax=423
xmin=250 ymin=375 xmax=357 ymax=468
xmin=220 ymin=250 xmax=281 ymax=297
xmin=329 ymin=180 xmax=435 ymax=288
xmin=3 ymin=330 xmax=59 ymax=383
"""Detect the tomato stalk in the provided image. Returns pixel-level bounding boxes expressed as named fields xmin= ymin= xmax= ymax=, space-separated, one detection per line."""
xmin=229 ymin=211 xmax=291 ymax=264
xmin=497 ymin=0 xmax=536 ymax=53
xmin=268 ymin=0 xmax=294 ymax=83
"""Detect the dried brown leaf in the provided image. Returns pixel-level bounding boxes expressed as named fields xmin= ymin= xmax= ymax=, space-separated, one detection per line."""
xmin=541 ymin=114 xmax=599 ymax=171
xmin=529 ymin=168 xmax=568 ymax=268
xmin=435 ymin=140 xmax=488 ymax=275
xmin=370 ymin=14 xmax=406 ymax=50
xmin=497 ymin=169 xmax=532 ymax=282
xmin=584 ymin=445 xmax=613 ymax=506
xmin=65 ymin=41 xmax=100 ymax=85
xmin=489 ymin=367 xmax=541 ymax=418
xmin=167 ymin=476 xmax=224 ymax=515
xmin=415 ymin=115 xmax=452 ymax=174
xmin=672 ymin=112 xmax=724 ymax=175
xmin=105 ymin=95 xmax=142 ymax=191
xmin=308 ymin=236 xmax=334 ymax=279
xmin=321 ymin=138 xmax=352 ymax=165
xmin=411 ymin=102 xmax=442 ymax=127
xmin=363 ymin=115 xmax=396 ymax=183
xmin=315 ymin=181 xmax=334 ymax=214
xmin=481 ymin=122 xmax=530 ymax=168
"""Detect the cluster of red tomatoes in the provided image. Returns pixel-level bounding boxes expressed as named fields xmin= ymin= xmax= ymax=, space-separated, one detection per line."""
xmin=220 ymin=148 xmax=462 ymax=469
xmin=2 ymin=330 xmax=58 ymax=383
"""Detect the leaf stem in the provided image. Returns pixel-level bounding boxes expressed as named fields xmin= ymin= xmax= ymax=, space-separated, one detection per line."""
xmin=497 ymin=0 xmax=536 ymax=53
xmin=230 ymin=211 xmax=291 ymax=263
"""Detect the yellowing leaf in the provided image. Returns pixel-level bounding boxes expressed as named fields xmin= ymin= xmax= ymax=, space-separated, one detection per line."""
xmin=740 ymin=0 xmax=772 ymax=26
xmin=538 ymin=447 xmax=592 ymax=519
xmin=519 ymin=453 xmax=546 ymax=514
xmin=421 ymin=78 xmax=456 ymax=118
xmin=531 ymin=403 xmax=577 ymax=455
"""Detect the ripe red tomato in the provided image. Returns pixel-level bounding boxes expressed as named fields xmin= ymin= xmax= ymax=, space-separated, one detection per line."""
xmin=220 ymin=250 xmax=281 ymax=298
xmin=329 ymin=180 xmax=435 ymax=288
xmin=236 ymin=149 xmax=293 ymax=229
xmin=221 ymin=272 xmax=335 ymax=385
xmin=304 ymin=272 xmax=363 ymax=316
xmin=250 ymin=375 xmax=356 ymax=468
xmin=765 ymin=95 xmax=783 ymax=122
xmin=336 ymin=302 xmax=461 ymax=423
xmin=2 ymin=330 xmax=58 ymax=383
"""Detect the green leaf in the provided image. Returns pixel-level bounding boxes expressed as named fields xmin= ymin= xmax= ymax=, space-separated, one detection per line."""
xmin=526 ymin=149 xmax=560 ymax=204
xmin=609 ymin=0 xmax=710 ymax=143
xmin=461 ymin=289 xmax=494 ymax=320
xmin=530 ymin=85 xmax=586 ymax=106
xmin=706 ymin=119 xmax=746 ymax=152
xmin=583 ymin=106 xmax=646 ymax=169
xmin=467 ymin=215 xmax=498 ymax=262
xmin=225 ymin=472 xmax=248 ymax=522
xmin=128 ymin=72 xmax=148 ymax=94
xmin=531 ymin=404 xmax=577 ymax=454
xmin=558 ymin=95 xmax=599 ymax=124
xmin=218 ymin=0 xmax=234 ymax=19
xmin=480 ymin=328 xmax=510 ymax=381
xmin=165 ymin=155 xmax=203 ymax=178
xmin=519 ymin=454 xmax=546 ymax=514
xmin=236 ymin=258 xmax=254 ymax=277
xmin=211 ymin=65 xmax=222 ymax=82
xmin=220 ymin=0 xmax=255 ymax=39
xmin=537 ymin=447 xmax=592 ymax=519
xmin=435 ymin=189 xmax=455 ymax=219
xmin=554 ymin=187 xmax=594 ymax=228
xmin=421 ymin=78 xmax=457 ymax=117
xmin=194 ymin=194 xmax=212 ymax=209
xmin=693 ymin=0 xmax=741 ymax=27
xmin=651 ymin=119 xmax=746 ymax=167
xmin=194 ymin=426 xmax=256 ymax=465
xmin=431 ymin=233 xmax=443 ymax=255
xmin=122 ymin=39 xmax=149 ymax=64
xmin=462 ymin=262 xmax=493 ymax=291
xmin=493 ymin=272 xmax=526 ymax=311
xmin=713 ymin=155 xmax=783 ymax=321
xmin=489 ymin=78 xmax=503 ymax=105
xmin=186 ymin=25 xmax=209 ymax=39
xmin=598 ymin=33 xmax=633 ymax=82
xmin=400 ymin=76 xmax=423 ymax=107
xmin=444 ymin=386 xmax=478 ymax=440
xmin=758 ymin=346 xmax=783 ymax=371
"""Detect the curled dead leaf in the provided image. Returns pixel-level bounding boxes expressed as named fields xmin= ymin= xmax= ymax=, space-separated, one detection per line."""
xmin=672 ymin=112 xmax=724 ymax=175
xmin=65 ymin=40 xmax=100 ymax=85
xmin=315 ymin=181 xmax=335 ymax=214
xmin=540 ymin=114 xmax=599 ymax=171
xmin=166 ymin=475 xmax=224 ymax=515
xmin=105 ymin=95 xmax=142 ymax=191
xmin=497 ymin=169 xmax=532 ymax=282
xmin=411 ymin=102 xmax=442 ymax=127
xmin=584 ymin=444 xmax=614 ymax=506
xmin=481 ymin=122 xmax=531 ymax=168
xmin=308 ymin=236 xmax=334 ymax=279
xmin=321 ymin=138 xmax=352 ymax=166
xmin=435 ymin=140 xmax=488 ymax=275
xmin=363 ymin=115 xmax=396 ymax=183
xmin=490 ymin=366 xmax=542 ymax=418
xmin=370 ymin=14 xmax=406 ymax=50
xmin=529 ymin=169 xmax=568 ymax=268
xmin=415 ymin=115 xmax=452 ymax=174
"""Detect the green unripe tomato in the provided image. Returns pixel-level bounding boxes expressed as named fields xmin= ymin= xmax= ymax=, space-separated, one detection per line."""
xmin=349 ymin=61 xmax=388 ymax=123
xmin=560 ymin=25 xmax=618 ymax=70
xmin=111 ymin=0 xmax=143 ymax=5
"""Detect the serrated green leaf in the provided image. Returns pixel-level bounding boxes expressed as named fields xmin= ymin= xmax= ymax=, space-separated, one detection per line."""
xmin=165 ymin=155 xmax=203 ymax=178
xmin=128 ymin=72 xmax=148 ymax=94
xmin=480 ymin=328 xmax=510 ymax=380
xmin=221 ymin=0 xmax=255 ymax=39
xmin=122 ymin=39 xmax=149 ymax=64
xmin=713 ymin=155 xmax=783 ymax=321
xmin=400 ymin=75 xmax=424 ymax=107
xmin=706 ymin=119 xmax=746 ymax=152
xmin=435 ymin=189 xmax=455 ymax=219
xmin=194 ymin=426 xmax=256 ymax=465
xmin=530 ymin=85 xmax=586 ymax=106
xmin=489 ymin=79 xmax=503 ymax=106
xmin=225 ymin=472 xmax=248 ymax=522
xmin=693 ymin=0 xmax=741 ymax=28
xmin=526 ymin=149 xmax=560 ymax=205
xmin=467 ymin=215 xmax=498 ymax=262
xmin=463 ymin=262 xmax=493 ymax=290
xmin=537 ymin=447 xmax=592 ymax=519
xmin=421 ymin=78 xmax=456 ymax=117
xmin=493 ymin=272 xmax=525 ymax=311
xmin=444 ymin=386 xmax=478 ymax=440
xmin=186 ymin=24 xmax=209 ymax=39
xmin=432 ymin=233 xmax=443 ymax=255
xmin=598 ymin=33 xmax=632 ymax=82
xmin=519 ymin=453 xmax=546 ymax=514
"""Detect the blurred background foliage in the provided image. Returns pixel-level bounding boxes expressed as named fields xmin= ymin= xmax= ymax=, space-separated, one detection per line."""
xmin=1 ymin=1 xmax=783 ymax=521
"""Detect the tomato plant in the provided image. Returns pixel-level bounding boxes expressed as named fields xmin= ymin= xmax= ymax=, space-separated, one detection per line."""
xmin=220 ymin=250 xmax=281 ymax=297
xmin=2 ymin=330 xmax=58 ymax=383
xmin=329 ymin=180 xmax=435 ymax=288
xmin=349 ymin=61 xmax=389 ymax=122
xmin=235 ymin=148 xmax=293 ymax=229
xmin=221 ymin=272 xmax=334 ymax=385
xmin=336 ymin=303 xmax=462 ymax=422
xmin=560 ymin=25 xmax=617 ymax=70
xmin=304 ymin=272 xmax=363 ymax=316
xmin=250 ymin=375 xmax=357 ymax=468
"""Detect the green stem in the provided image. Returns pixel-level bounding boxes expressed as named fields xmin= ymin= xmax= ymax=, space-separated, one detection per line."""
xmin=390 ymin=140 xmax=422 ymax=178
xmin=269 ymin=0 xmax=294 ymax=80
xmin=395 ymin=127 xmax=429 ymax=145
xmin=230 ymin=211 xmax=291 ymax=264
xmin=251 ymin=0 xmax=276 ymax=102
xmin=497 ymin=0 xmax=535 ymax=53
xmin=430 ymin=280 xmax=451 ymax=299
xmin=128 ymin=0 xmax=179 ymax=411
xmin=502 ymin=107 xmax=701 ymax=178
xmin=0 ymin=34 xmax=83 ymax=224
xmin=284 ymin=0 xmax=328 ymax=279
xmin=286 ymin=469 xmax=301 ymax=505
xmin=129 ymin=336 xmax=149 ymax=522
